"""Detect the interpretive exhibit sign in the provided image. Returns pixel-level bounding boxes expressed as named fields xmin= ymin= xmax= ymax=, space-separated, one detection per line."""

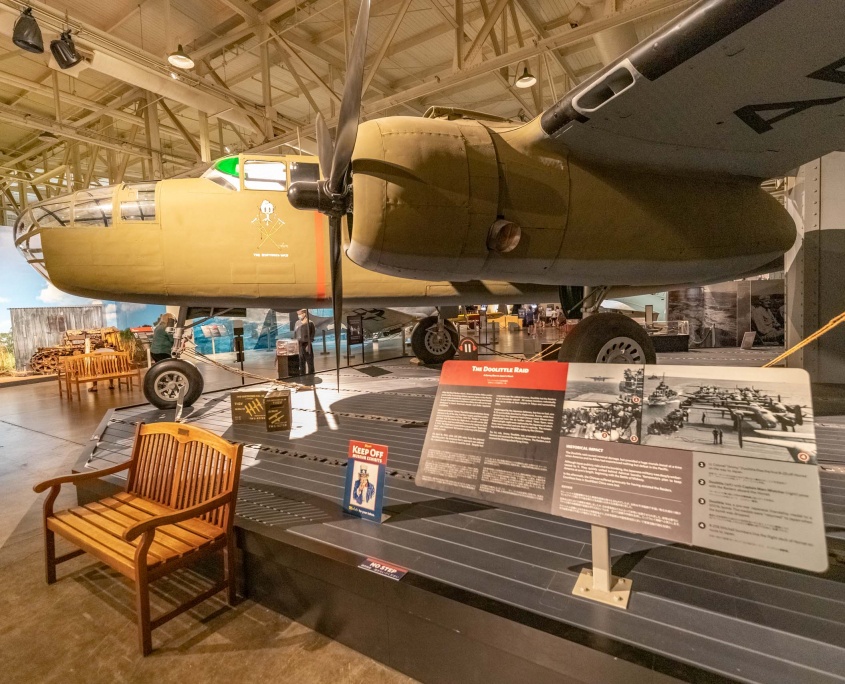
xmin=343 ymin=440 xmax=388 ymax=522
xmin=347 ymin=315 xmax=364 ymax=346
xmin=417 ymin=361 xmax=827 ymax=572
xmin=265 ymin=390 xmax=292 ymax=432
xmin=231 ymin=390 xmax=267 ymax=424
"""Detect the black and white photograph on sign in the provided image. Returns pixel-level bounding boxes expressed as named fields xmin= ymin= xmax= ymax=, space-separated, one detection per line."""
xmin=350 ymin=462 xmax=380 ymax=512
xmin=640 ymin=366 xmax=815 ymax=464
xmin=561 ymin=364 xmax=643 ymax=444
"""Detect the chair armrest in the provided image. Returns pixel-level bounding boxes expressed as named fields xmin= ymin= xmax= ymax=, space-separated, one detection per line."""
xmin=123 ymin=491 xmax=233 ymax=542
xmin=33 ymin=461 xmax=132 ymax=493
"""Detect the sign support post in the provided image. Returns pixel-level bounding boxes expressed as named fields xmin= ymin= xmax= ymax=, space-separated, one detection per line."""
xmin=572 ymin=525 xmax=632 ymax=609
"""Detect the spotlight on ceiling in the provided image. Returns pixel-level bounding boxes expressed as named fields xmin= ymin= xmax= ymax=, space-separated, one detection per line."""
xmin=168 ymin=45 xmax=194 ymax=70
xmin=515 ymin=65 xmax=537 ymax=89
xmin=13 ymin=7 xmax=44 ymax=54
xmin=50 ymin=31 xmax=82 ymax=69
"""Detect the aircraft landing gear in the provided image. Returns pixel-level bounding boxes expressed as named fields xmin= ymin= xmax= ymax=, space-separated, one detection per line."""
xmin=411 ymin=315 xmax=459 ymax=365
xmin=557 ymin=312 xmax=656 ymax=364
xmin=142 ymin=307 xmax=205 ymax=409
xmin=144 ymin=358 xmax=204 ymax=409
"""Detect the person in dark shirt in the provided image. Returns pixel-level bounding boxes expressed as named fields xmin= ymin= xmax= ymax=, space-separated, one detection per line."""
xmin=150 ymin=313 xmax=176 ymax=362
xmin=294 ymin=309 xmax=316 ymax=375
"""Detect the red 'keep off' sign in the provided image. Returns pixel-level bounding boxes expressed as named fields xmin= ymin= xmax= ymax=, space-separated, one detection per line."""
xmin=348 ymin=440 xmax=388 ymax=465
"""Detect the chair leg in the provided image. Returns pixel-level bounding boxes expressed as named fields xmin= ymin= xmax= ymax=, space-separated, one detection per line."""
xmin=135 ymin=571 xmax=153 ymax=656
xmin=223 ymin=535 xmax=238 ymax=605
xmin=44 ymin=527 xmax=57 ymax=585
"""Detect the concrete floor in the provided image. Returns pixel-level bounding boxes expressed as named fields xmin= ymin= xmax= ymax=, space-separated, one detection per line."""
xmin=0 ymin=360 xmax=416 ymax=683
xmin=0 ymin=333 xmax=790 ymax=683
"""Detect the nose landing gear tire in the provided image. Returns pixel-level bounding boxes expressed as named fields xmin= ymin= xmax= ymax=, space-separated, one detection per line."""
xmin=411 ymin=316 xmax=459 ymax=365
xmin=143 ymin=359 xmax=204 ymax=409
xmin=557 ymin=313 xmax=656 ymax=364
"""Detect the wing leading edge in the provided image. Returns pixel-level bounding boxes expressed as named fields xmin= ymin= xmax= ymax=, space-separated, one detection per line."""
xmin=539 ymin=0 xmax=845 ymax=179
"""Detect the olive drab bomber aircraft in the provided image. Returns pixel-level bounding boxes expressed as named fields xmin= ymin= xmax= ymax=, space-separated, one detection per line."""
xmin=14 ymin=153 xmax=560 ymax=406
xmin=14 ymin=0 xmax=845 ymax=409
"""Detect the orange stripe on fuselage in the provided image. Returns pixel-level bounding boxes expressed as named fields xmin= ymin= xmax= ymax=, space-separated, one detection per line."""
xmin=314 ymin=212 xmax=327 ymax=300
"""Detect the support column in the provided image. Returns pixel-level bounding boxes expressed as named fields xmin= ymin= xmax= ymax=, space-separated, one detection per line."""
xmin=144 ymin=91 xmax=164 ymax=180
xmin=785 ymin=152 xmax=845 ymax=383
xmin=198 ymin=111 xmax=212 ymax=163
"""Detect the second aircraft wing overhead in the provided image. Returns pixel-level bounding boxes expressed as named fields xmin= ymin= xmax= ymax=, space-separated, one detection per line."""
xmin=539 ymin=0 xmax=845 ymax=179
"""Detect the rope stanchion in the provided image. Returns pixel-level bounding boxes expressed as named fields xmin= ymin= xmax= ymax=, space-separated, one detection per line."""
xmin=762 ymin=311 xmax=845 ymax=368
xmin=180 ymin=347 xmax=311 ymax=391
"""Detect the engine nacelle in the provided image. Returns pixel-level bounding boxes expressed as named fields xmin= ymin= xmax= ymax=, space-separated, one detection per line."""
xmin=349 ymin=116 xmax=499 ymax=280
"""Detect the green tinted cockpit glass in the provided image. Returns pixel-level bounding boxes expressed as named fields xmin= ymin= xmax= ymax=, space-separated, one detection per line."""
xmin=213 ymin=156 xmax=240 ymax=177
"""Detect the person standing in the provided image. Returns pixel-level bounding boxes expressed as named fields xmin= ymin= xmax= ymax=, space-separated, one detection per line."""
xmin=718 ymin=429 xmax=723 ymax=444
xmin=712 ymin=428 xmax=719 ymax=444
xmin=294 ymin=309 xmax=316 ymax=375
xmin=150 ymin=313 xmax=176 ymax=363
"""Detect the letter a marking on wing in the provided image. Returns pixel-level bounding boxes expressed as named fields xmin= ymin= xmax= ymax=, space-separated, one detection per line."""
xmin=734 ymin=97 xmax=844 ymax=134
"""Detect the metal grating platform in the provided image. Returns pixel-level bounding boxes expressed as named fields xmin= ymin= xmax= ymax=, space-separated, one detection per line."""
xmin=78 ymin=359 xmax=845 ymax=684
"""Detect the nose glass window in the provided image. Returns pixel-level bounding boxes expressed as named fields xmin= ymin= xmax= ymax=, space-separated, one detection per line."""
xmin=73 ymin=188 xmax=114 ymax=227
xmin=243 ymin=161 xmax=286 ymax=191
xmin=31 ymin=201 xmax=71 ymax=228
xmin=120 ymin=183 xmax=157 ymax=221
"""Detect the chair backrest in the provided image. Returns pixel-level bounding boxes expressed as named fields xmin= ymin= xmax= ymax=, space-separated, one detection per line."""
xmin=63 ymin=351 xmax=131 ymax=378
xmin=127 ymin=423 xmax=243 ymax=529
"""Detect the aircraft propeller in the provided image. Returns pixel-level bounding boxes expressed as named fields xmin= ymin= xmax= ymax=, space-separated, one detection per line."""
xmin=287 ymin=0 xmax=371 ymax=387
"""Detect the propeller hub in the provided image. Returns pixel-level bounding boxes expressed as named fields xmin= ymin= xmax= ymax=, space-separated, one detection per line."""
xmin=288 ymin=179 xmax=350 ymax=217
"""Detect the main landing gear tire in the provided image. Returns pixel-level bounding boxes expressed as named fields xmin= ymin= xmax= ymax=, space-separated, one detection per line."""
xmin=557 ymin=313 xmax=656 ymax=364
xmin=143 ymin=359 xmax=204 ymax=409
xmin=411 ymin=316 xmax=459 ymax=365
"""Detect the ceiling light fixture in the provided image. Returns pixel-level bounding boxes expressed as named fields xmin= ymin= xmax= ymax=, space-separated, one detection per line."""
xmin=514 ymin=62 xmax=537 ymax=89
xmin=50 ymin=30 xmax=82 ymax=69
xmin=167 ymin=45 xmax=194 ymax=70
xmin=13 ymin=7 xmax=44 ymax=53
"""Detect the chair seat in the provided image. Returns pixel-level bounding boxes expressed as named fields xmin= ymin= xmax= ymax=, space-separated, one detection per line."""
xmin=47 ymin=492 xmax=225 ymax=579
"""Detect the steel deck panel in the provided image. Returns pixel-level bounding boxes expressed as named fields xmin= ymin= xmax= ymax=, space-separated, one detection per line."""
xmin=79 ymin=359 xmax=845 ymax=684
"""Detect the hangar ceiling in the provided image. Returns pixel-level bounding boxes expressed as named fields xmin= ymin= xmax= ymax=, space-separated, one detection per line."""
xmin=0 ymin=0 xmax=693 ymax=223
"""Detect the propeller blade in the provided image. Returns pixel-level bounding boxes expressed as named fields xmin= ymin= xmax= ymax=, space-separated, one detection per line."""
xmin=328 ymin=0 xmax=371 ymax=194
xmin=329 ymin=215 xmax=344 ymax=389
xmin=315 ymin=113 xmax=333 ymax=179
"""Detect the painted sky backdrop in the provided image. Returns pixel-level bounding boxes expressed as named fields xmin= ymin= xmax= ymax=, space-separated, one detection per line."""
xmin=0 ymin=226 xmax=164 ymax=332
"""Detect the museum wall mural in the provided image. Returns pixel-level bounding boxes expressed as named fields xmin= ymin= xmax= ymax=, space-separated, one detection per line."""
xmin=0 ymin=226 xmax=166 ymax=334
xmin=667 ymin=279 xmax=785 ymax=347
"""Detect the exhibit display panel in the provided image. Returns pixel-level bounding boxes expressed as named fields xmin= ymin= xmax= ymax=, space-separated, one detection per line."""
xmin=417 ymin=362 xmax=826 ymax=572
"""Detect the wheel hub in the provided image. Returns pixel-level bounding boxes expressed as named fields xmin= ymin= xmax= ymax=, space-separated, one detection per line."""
xmin=596 ymin=336 xmax=646 ymax=364
xmin=424 ymin=327 xmax=453 ymax=356
xmin=155 ymin=370 xmax=188 ymax=400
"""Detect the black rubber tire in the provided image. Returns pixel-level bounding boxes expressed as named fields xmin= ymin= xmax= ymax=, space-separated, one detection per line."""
xmin=411 ymin=316 xmax=459 ymax=365
xmin=557 ymin=313 xmax=656 ymax=364
xmin=143 ymin=359 xmax=204 ymax=409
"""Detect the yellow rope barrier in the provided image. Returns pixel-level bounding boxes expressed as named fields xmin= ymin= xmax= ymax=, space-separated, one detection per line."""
xmin=181 ymin=348 xmax=310 ymax=391
xmin=762 ymin=311 xmax=845 ymax=368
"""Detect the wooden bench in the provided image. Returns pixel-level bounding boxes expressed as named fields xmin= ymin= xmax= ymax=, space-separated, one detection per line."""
xmin=61 ymin=351 xmax=141 ymax=400
xmin=34 ymin=422 xmax=243 ymax=655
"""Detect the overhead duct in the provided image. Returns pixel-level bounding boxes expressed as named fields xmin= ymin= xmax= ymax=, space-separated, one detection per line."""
xmin=88 ymin=51 xmax=261 ymax=133
xmin=568 ymin=0 xmax=640 ymax=65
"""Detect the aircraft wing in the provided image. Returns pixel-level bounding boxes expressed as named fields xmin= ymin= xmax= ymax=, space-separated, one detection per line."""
xmin=539 ymin=0 xmax=845 ymax=179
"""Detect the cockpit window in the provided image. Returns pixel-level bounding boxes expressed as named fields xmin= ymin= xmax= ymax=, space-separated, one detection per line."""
xmin=201 ymin=156 xmax=239 ymax=190
xmin=120 ymin=183 xmax=157 ymax=222
xmin=243 ymin=160 xmax=286 ymax=191
xmin=73 ymin=188 xmax=114 ymax=227
xmin=290 ymin=161 xmax=320 ymax=184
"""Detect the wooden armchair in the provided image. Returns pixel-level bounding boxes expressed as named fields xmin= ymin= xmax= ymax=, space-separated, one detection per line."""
xmin=34 ymin=422 xmax=243 ymax=655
